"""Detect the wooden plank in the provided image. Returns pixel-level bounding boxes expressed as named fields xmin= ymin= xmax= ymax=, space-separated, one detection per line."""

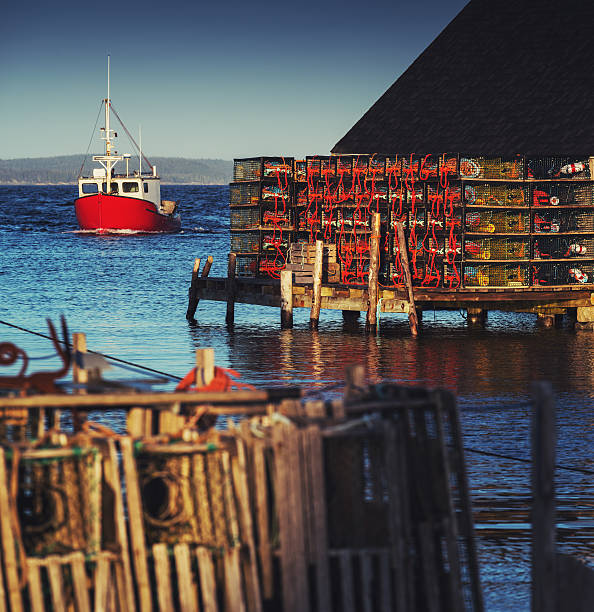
xmin=437 ymin=391 xmax=483 ymax=608
xmin=273 ymin=424 xmax=296 ymax=612
xmin=104 ymin=439 xmax=137 ymax=612
xmin=47 ymin=556 xmax=66 ymax=612
xmin=93 ymin=554 xmax=111 ymax=612
xmin=287 ymin=426 xmax=308 ymax=612
xmin=532 ymin=382 xmax=556 ymax=612
xmin=223 ymin=547 xmax=246 ymax=612
xmin=307 ymin=425 xmax=332 ymax=612
xmin=383 ymin=420 xmax=406 ymax=612
xmin=396 ymin=222 xmax=419 ymax=336
xmin=196 ymin=348 xmax=215 ymax=387
xmin=310 ymin=239 xmax=324 ymax=329
xmin=280 ymin=269 xmax=293 ymax=328
xmin=196 ymin=547 xmax=218 ymax=612
xmin=71 ymin=552 xmax=92 ymax=612
xmin=338 ymin=550 xmax=356 ymax=612
xmin=186 ymin=257 xmax=202 ymax=320
xmin=231 ymin=440 xmax=263 ymax=612
xmin=152 ymin=544 xmax=175 ymax=612
xmin=379 ymin=549 xmax=393 ymax=612
xmin=252 ymin=439 xmax=274 ymax=599
xmin=366 ymin=213 xmax=381 ymax=331
xmin=174 ymin=543 xmax=200 ymax=612
xmin=26 ymin=562 xmax=44 ymax=612
xmin=360 ymin=551 xmax=373 ymax=612
xmin=119 ymin=436 xmax=153 ymax=612
xmin=0 ymin=448 xmax=23 ymax=612
xmin=431 ymin=394 xmax=465 ymax=612
xmin=226 ymin=252 xmax=237 ymax=325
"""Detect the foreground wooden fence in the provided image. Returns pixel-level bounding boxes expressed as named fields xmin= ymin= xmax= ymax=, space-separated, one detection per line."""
xmin=1 ymin=343 xmax=591 ymax=611
xmin=0 ymin=351 xmax=484 ymax=612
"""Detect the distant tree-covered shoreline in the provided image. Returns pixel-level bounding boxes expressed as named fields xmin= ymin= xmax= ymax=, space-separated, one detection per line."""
xmin=0 ymin=155 xmax=233 ymax=185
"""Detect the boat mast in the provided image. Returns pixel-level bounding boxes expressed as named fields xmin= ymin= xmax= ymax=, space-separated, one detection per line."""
xmin=93 ymin=56 xmax=122 ymax=193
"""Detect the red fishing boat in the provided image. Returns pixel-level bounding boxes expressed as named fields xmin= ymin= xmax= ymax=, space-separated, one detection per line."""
xmin=74 ymin=59 xmax=181 ymax=234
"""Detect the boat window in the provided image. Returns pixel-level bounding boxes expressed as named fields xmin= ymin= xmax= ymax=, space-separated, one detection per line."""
xmin=123 ymin=182 xmax=140 ymax=193
xmin=81 ymin=182 xmax=99 ymax=194
xmin=144 ymin=182 xmax=149 ymax=193
xmin=102 ymin=182 xmax=119 ymax=194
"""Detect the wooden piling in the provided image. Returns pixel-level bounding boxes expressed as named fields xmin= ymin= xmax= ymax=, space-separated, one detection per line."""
xmin=467 ymin=307 xmax=487 ymax=326
xmin=196 ymin=348 xmax=215 ymax=387
xmin=395 ymin=222 xmax=419 ymax=336
xmin=310 ymin=240 xmax=323 ymax=329
xmin=186 ymin=258 xmax=202 ymax=321
xmin=531 ymin=381 xmax=556 ymax=612
xmin=72 ymin=332 xmax=88 ymax=431
xmin=226 ymin=252 xmax=237 ymax=326
xmin=280 ymin=269 xmax=293 ymax=329
xmin=366 ymin=213 xmax=381 ymax=332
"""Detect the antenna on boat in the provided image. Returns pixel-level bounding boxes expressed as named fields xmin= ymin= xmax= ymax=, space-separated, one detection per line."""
xmin=93 ymin=55 xmax=122 ymax=192
xmin=139 ymin=125 xmax=142 ymax=176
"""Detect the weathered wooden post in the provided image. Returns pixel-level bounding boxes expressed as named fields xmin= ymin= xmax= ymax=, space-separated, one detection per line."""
xmin=280 ymin=269 xmax=293 ymax=329
xmin=196 ymin=348 xmax=215 ymax=387
xmin=226 ymin=252 xmax=237 ymax=326
xmin=366 ymin=213 xmax=381 ymax=332
xmin=310 ymin=240 xmax=323 ymax=329
xmin=395 ymin=222 xmax=419 ymax=336
xmin=72 ymin=332 xmax=88 ymax=431
xmin=186 ymin=257 xmax=201 ymax=320
xmin=531 ymin=381 xmax=556 ymax=612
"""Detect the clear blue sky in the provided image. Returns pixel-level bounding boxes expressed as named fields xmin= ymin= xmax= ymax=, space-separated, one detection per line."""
xmin=1 ymin=0 xmax=467 ymax=160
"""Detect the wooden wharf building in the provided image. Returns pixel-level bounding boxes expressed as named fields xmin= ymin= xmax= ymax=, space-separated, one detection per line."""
xmin=188 ymin=0 xmax=594 ymax=333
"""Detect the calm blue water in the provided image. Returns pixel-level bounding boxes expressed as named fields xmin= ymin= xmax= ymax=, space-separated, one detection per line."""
xmin=1 ymin=184 xmax=594 ymax=610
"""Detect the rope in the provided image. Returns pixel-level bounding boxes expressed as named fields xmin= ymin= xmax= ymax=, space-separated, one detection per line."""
xmin=0 ymin=319 xmax=182 ymax=381
xmin=77 ymin=101 xmax=103 ymax=180
xmin=463 ymin=445 xmax=594 ymax=476
xmin=109 ymin=103 xmax=153 ymax=172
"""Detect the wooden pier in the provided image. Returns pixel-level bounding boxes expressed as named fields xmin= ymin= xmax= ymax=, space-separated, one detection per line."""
xmin=186 ymin=250 xmax=594 ymax=333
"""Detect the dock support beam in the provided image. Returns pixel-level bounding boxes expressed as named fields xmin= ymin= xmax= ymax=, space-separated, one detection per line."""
xmin=366 ymin=214 xmax=381 ymax=332
xmin=575 ymin=306 xmax=594 ymax=330
xmin=186 ymin=256 xmax=214 ymax=321
xmin=310 ymin=240 xmax=323 ymax=330
xmin=395 ymin=222 xmax=419 ymax=336
xmin=280 ymin=269 xmax=293 ymax=329
xmin=342 ymin=310 xmax=360 ymax=324
xmin=467 ymin=307 xmax=487 ymax=326
xmin=226 ymin=252 xmax=237 ymax=326
xmin=531 ymin=381 xmax=556 ymax=612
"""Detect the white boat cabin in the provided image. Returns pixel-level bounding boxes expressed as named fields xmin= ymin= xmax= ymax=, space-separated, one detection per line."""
xmin=78 ymin=170 xmax=161 ymax=208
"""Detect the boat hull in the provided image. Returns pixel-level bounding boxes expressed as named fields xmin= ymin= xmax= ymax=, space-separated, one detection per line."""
xmin=74 ymin=193 xmax=181 ymax=233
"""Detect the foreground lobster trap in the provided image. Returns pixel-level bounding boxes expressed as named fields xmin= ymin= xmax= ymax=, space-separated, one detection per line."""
xmin=236 ymin=384 xmax=483 ymax=612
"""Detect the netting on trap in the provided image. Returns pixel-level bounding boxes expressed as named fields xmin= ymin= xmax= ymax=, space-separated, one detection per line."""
xmin=465 ymin=209 xmax=529 ymax=233
xmin=13 ymin=447 xmax=101 ymax=557
xmin=533 ymin=236 xmax=594 ymax=259
xmin=463 ymin=183 xmax=529 ymax=207
xmin=463 ymin=263 xmax=529 ymax=287
xmin=464 ymin=237 xmax=529 ymax=261
xmin=229 ymin=181 xmax=261 ymax=206
xmin=459 ymin=156 xmax=524 ymax=180
xmin=230 ymin=206 xmax=260 ymax=230
xmin=135 ymin=443 xmax=242 ymax=548
xmin=532 ymin=262 xmax=594 ymax=286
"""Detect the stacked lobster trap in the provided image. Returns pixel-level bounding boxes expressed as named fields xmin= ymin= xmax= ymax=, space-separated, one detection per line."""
xmin=230 ymin=153 xmax=594 ymax=288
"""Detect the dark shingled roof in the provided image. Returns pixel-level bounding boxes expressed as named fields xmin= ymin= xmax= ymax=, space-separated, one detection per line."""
xmin=332 ymin=0 xmax=594 ymax=156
